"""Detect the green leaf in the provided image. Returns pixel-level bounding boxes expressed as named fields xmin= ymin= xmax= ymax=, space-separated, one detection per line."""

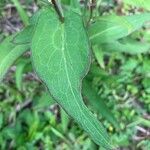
xmin=33 ymin=92 xmax=55 ymax=110
xmin=0 ymin=10 xmax=41 ymax=82
xmin=83 ymin=80 xmax=119 ymax=129
xmin=124 ymin=0 xmax=150 ymax=11
xmin=127 ymin=117 xmax=150 ymax=128
xmin=0 ymin=7 xmax=41 ymax=82
xmin=121 ymin=58 xmax=138 ymax=71
xmin=0 ymin=36 xmax=30 ymax=82
xmin=15 ymin=59 xmax=30 ymax=91
xmin=12 ymin=10 xmax=42 ymax=45
xmin=50 ymin=126 xmax=72 ymax=147
xmin=0 ymin=36 xmax=15 ymax=61
xmin=101 ymin=38 xmax=150 ymax=55
xmin=31 ymin=8 xmax=112 ymax=149
xmin=88 ymin=13 xmax=150 ymax=44
xmin=60 ymin=108 xmax=69 ymax=133
xmin=93 ymin=46 xmax=105 ymax=69
xmin=13 ymin=26 xmax=34 ymax=44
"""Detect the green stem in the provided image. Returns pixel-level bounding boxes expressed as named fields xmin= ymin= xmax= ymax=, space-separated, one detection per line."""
xmin=11 ymin=0 xmax=29 ymax=26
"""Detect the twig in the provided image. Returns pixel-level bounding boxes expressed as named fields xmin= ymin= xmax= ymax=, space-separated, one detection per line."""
xmin=51 ymin=0 xmax=64 ymax=23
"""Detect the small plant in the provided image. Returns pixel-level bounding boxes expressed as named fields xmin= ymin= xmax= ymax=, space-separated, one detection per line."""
xmin=1 ymin=0 xmax=150 ymax=149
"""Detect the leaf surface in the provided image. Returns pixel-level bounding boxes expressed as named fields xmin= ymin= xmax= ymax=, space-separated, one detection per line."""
xmin=31 ymin=8 xmax=112 ymax=149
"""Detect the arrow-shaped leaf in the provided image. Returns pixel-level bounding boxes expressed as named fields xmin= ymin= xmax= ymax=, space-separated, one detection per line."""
xmin=31 ymin=7 xmax=113 ymax=149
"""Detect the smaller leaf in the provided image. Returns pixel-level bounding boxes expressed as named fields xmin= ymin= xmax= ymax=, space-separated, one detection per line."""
xmin=0 ymin=36 xmax=15 ymax=60
xmin=12 ymin=10 xmax=42 ymax=45
xmin=101 ymin=38 xmax=150 ymax=55
xmin=0 ymin=36 xmax=30 ymax=82
xmin=33 ymin=92 xmax=55 ymax=110
xmin=15 ymin=59 xmax=30 ymax=91
xmin=50 ymin=126 xmax=72 ymax=147
xmin=31 ymin=8 xmax=112 ymax=149
xmin=127 ymin=117 xmax=150 ymax=128
xmin=12 ymin=26 xmax=34 ymax=44
xmin=88 ymin=13 xmax=150 ymax=44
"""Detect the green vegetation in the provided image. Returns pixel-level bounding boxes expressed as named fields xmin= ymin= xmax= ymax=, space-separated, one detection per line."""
xmin=0 ymin=0 xmax=150 ymax=149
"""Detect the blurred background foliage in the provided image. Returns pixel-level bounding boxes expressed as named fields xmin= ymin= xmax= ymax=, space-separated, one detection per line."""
xmin=0 ymin=0 xmax=150 ymax=149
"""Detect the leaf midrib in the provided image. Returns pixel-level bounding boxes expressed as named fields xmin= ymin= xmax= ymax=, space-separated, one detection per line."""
xmin=60 ymin=24 xmax=77 ymax=101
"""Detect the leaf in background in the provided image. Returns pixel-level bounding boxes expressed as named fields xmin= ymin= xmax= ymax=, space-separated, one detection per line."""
xmin=11 ymin=0 xmax=29 ymax=26
xmin=0 ymin=6 xmax=42 ymax=83
xmin=50 ymin=126 xmax=72 ymax=147
xmin=83 ymin=80 xmax=119 ymax=129
xmin=12 ymin=10 xmax=42 ymax=45
xmin=88 ymin=13 xmax=150 ymax=44
xmin=31 ymin=8 xmax=112 ymax=149
xmin=33 ymin=92 xmax=55 ymax=110
xmin=61 ymin=108 xmax=69 ymax=133
xmin=101 ymin=38 xmax=150 ymax=55
xmin=141 ymin=59 xmax=150 ymax=75
xmin=0 ymin=36 xmax=30 ymax=82
xmin=0 ymin=36 xmax=15 ymax=60
xmin=127 ymin=117 xmax=150 ymax=128
xmin=13 ymin=26 xmax=34 ymax=44
xmin=124 ymin=0 xmax=150 ymax=11
xmin=15 ymin=59 xmax=30 ymax=91
xmin=93 ymin=46 xmax=105 ymax=69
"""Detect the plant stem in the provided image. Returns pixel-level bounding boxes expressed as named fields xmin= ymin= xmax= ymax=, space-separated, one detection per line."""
xmin=51 ymin=0 xmax=64 ymax=23
xmin=11 ymin=0 xmax=29 ymax=26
